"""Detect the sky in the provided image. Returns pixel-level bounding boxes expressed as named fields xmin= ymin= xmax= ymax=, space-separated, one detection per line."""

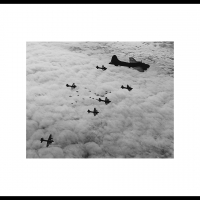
xmin=26 ymin=41 xmax=174 ymax=158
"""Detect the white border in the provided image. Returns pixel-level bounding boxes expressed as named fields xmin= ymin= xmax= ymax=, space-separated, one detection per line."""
xmin=0 ymin=4 xmax=200 ymax=196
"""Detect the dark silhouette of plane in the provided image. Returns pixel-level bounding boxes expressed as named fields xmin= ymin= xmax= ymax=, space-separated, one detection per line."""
xmin=96 ymin=65 xmax=107 ymax=71
xmin=121 ymin=84 xmax=133 ymax=91
xmin=97 ymin=97 xmax=111 ymax=105
xmin=109 ymin=55 xmax=150 ymax=72
xmin=40 ymin=134 xmax=54 ymax=147
xmin=66 ymin=83 xmax=77 ymax=89
xmin=87 ymin=108 xmax=99 ymax=116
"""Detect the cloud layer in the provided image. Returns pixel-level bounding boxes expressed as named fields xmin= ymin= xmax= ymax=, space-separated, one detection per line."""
xmin=26 ymin=42 xmax=174 ymax=158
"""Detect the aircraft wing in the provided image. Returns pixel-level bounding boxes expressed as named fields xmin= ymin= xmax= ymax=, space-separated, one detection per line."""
xmin=48 ymin=134 xmax=52 ymax=140
xmin=46 ymin=141 xmax=50 ymax=147
xmin=94 ymin=112 xmax=97 ymax=116
xmin=94 ymin=108 xmax=99 ymax=116
xmin=127 ymin=85 xmax=132 ymax=90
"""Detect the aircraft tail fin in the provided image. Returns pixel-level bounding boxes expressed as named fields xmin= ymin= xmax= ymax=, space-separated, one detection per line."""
xmin=109 ymin=55 xmax=119 ymax=65
xmin=40 ymin=138 xmax=44 ymax=143
xmin=129 ymin=57 xmax=137 ymax=63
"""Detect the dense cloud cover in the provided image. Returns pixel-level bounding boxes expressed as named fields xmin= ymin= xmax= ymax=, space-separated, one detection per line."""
xmin=26 ymin=42 xmax=174 ymax=158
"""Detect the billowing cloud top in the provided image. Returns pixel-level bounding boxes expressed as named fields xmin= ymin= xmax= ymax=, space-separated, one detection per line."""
xmin=26 ymin=42 xmax=174 ymax=158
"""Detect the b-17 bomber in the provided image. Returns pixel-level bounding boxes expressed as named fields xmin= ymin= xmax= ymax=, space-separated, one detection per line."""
xmin=121 ymin=84 xmax=133 ymax=91
xmin=40 ymin=134 xmax=54 ymax=147
xmin=66 ymin=83 xmax=77 ymax=89
xmin=97 ymin=97 xmax=111 ymax=105
xmin=87 ymin=108 xmax=99 ymax=116
xmin=96 ymin=65 xmax=107 ymax=71
xmin=109 ymin=55 xmax=150 ymax=72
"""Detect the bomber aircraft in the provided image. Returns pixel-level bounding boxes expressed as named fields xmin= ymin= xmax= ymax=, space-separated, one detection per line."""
xmin=87 ymin=108 xmax=99 ymax=116
xmin=40 ymin=134 xmax=54 ymax=147
xmin=66 ymin=83 xmax=77 ymax=89
xmin=97 ymin=97 xmax=111 ymax=105
xmin=109 ymin=55 xmax=150 ymax=72
xmin=96 ymin=65 xmax=107 ymax=71
xmin=121 ymin=84 xmax=133 ymax=91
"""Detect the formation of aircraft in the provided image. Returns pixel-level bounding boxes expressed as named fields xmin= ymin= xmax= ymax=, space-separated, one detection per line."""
xmin=97 ymin=97 xmax=111 ymax=105
xmin=66 ymin=83 xmax=77 ymax=89
xmin=96 ymin=65 xmax=107 ymax=71
xmin=121 ymin=84 xmax=133 ymax=91
xmin=38 ymin=54 xmax=147 ymax=148
xmin=109 ymin=55 xmax=150 ymax=72
xmin=87 ymin=108 xmax=99 ymax=116
xmin=64 ymin=56 xmax=138 ymax=118
xmin=40 ymin=134 xmax=54 ymax=147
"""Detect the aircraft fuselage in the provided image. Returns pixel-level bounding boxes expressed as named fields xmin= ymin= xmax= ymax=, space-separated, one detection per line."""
xmin=66 ymin=84 xmax=76 ymax=89
xmin=109 ymin=55 xmax=150 ymax=71
xmin=42 ymin=139 xmax=54 ymax=142
xmin=121 ymin=86 xmax=132 ymax=91
xmin=98 ymin=98 xmax=111 ymax=104
xmin=96 ymin=66 xmax=106 ymax=70
xmin=111 ymin=60 xmax=149 ymax=69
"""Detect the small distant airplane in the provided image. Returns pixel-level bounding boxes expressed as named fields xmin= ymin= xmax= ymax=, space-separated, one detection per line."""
xmin=109 ymin=55 xmax=150 ymax=72
xmin=40 ymin=134 xmax=54 ymax=147
xmin=96 ymin=65 xmax=107 ymax=71
xmin=66 ymin=83 xmax=77 ymax=89
xmin=121 ymin=84 xmax=133 ymax=91
xmin=97 ymin=97 xmax=111 ymax=105
xmin=87 ymin=108 xmax=99 ymax=116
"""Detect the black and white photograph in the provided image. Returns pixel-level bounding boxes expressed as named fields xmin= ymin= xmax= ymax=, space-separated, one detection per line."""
xmin=26 ymin=41 xmax=174 ymax=158
xmin=2 ymin=4 xmax=200 ymax=196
